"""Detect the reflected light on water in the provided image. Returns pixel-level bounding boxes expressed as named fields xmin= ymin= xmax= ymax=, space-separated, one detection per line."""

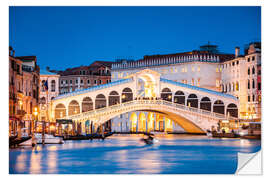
xmin=47 ymin=151 xmax=57 ymax=173
xmin=16 ymin=153 xmax=27 ymax=172
xmin=29 ymin=149 xmax=42 ymax=174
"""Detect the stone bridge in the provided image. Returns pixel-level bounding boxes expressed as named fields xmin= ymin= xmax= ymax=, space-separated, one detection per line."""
xmin=49 ymin=69 xmax=239 ymax=133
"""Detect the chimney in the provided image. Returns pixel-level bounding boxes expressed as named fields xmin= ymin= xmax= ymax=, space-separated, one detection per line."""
xmin=235 ymin=47 xmax=240 ymax=57
xmin=46 ymin=66 xmax=50 ymax=71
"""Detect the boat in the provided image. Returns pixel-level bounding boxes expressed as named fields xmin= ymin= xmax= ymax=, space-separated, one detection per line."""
xmin=140 ymin=134 xmax=158 ymax=144
xmin=212 ymin=131 xmax=239 ymax=138
xmin=35 ymin=133 xmax=64 ymax=144
xmin=20 ymin=133 xmax=64 ymax=145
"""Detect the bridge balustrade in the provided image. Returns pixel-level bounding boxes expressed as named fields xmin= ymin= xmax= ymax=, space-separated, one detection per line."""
xmin=57 ymin=99 xmax=234 ymax=122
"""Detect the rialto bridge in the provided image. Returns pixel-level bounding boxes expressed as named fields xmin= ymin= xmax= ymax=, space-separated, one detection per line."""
xmin=49 ymin=69 xmax=239 ymax=134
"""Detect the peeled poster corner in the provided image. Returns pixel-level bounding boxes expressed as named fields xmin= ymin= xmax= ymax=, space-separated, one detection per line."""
xmin=235 ymin=151 xmax=262 ymax=175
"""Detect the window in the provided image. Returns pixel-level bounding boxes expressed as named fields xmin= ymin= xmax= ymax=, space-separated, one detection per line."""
xmin=87 ymin=79 xmax=90 ymax=84
xmin=252 ymin=66 xmax=255 ymax=74
xmin=216 ymin=67 xmax=219 ymax=72
xmin=70 ymin=80 xmax=72 ymax=84
xmin=197 ymin=78 xmax=200 ymax=86
xmin=216 ymin=79 xmax=219 ymax=88
xmin=248 ymin=95 xmax=250 ymax=102
xmin=51 ymin=80 xmax=56 ymax=92
xmin=192 ymin=78 xmax=194 ymax=86
xmin=252 ymin=56 xmax=255 ymax=61
xmin=42 ymin=80 xmax=46 ymax=92
xmin=248 ymin=80 xmax=250 ymax=89
xmin=236 ymin=82 xmax=239 ymax=91
xmin=258 ymin=69 xmax=261 ymax=75
xmin=99 ymin=80 xmax=102 ymax=84
xmin=258 ymin=82 xmax=261 ymax=90
xmin=248 ymin=58 xmax=250 ymax=62
xmin=252 ymin=95 xmax=255 ymax=102
xmin=252 ymin=79 xmax=255 ymax=89
xmin=61 ymin=80 xmax=64 ymax=84
xmin=76 ymin=79 xmax=78 ymax=84
xmin=81 ymin=79 xmax=83 ymax=84
xmin=248 ymin=68 xmax=250 ymax=75
xmin=197 ymin=66 xmax=200 ymax=72
xmin=94 ymin=80 xmax=97 ymax=84
xmin=192 ymin=66 xmax=195 ymax=72
xmin=236 ymin=61 xmax=239 ymax=65
xmin=66 ymin=80 xmax=68 ymax=84
xmin=232 ymin=62 xmax=235 ymax=66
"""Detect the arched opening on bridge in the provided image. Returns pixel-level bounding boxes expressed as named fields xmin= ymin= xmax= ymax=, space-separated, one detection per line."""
xmin=161 ymin=88 xmax=172 ymax=102
xmin=95 ymin=94 xmax=106 ymax=109
xmin=155 ymin=114 xmax=164 ymax=131
xmin=82 ymin=97 xmax=93 ymax=112
xmin=138 ymin=112 xmax=146 ymax=132
xmin=200 ymin=97 xmax=211 ymax=111
xmin=109 ymin=91 xmax=120 ymax=106
xmin=213 ymin=100 xmax=225 ymax=114
xmin=227 ymin=103 xmax=238 ymax=118
xmin=55 ymin=103 xmax=66 ymax=119
xmin=122 ymin=88 xmax=133 ymax=103
xmin=136 ymin=72 xmax=158 ymax=98
xmin=165 ymin=117 xmax=173 ymax=132
xmin=147 ymin=112 xmax=155 ymax=132
xmin=68 ymin=100 xmax=80 ymax=116
xmin=174 ymin=91 xmax=185 ymax=105
xmin=187 ymin=94 xmax=198 ymax=108
xmin=130 ymin=112 xmax=137 ymax=132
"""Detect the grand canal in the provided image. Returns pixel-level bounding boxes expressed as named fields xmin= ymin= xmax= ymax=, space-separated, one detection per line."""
xmin=9 ymin=134 xmax=261 ymax=174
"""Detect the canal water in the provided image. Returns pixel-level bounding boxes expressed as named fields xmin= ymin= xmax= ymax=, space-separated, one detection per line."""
xmin=9 ymin=134 xmax=261 ymax=174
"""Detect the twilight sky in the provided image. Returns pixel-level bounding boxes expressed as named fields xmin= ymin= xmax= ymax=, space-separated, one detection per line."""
xmin=9 ymin=6 xmax=261 ymax=70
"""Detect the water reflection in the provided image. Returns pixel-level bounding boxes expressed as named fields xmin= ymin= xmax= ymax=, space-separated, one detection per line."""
xmin=9 ymin=135 xmax=261 ymax=174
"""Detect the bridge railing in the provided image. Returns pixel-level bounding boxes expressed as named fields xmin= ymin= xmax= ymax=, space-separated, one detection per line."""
xmin=59 ymin=99 xmax=236 ymax=121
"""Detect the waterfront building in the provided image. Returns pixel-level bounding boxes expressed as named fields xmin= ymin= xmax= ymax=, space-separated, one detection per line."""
xmin=9 ymin=47 xmax=40 ymax=137
xmin=39 ymin=70 xmax=60 ymax=121
xmin=49 ymin=61 xmax=113 ymax=94
xmin=109 ymin=43 xmax=261 ymax=133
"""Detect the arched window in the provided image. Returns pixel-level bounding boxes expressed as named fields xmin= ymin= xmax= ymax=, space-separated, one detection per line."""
xmin=200 ymin=97 xmax=211 ymax=111
xmin=122 ymin=88 xmax=133 ymax=103
xmin=82 ymin=97 xmax=93 ymax=112
xmin=40 ymin=97 xmax=46 ymax=104
xmin=187 ymin=94 xmax=198 ymax=108
xmin=51 ymin=97 xmax=55 ymax=100
xmin=213 ymin=100 xmax=225 ymax=114
xmin=227 ymin=103 xmax=238 ymax=118
xmin=248 ymin=68 xmax=250 ymax=75
xmin=174 ymin=91 xmax=185 ymax=104
xmin=41 ymin=80 xmax=46 ymax=92
xmin=68 ymin=100 xmax=80 ymax=115
xmin=252 ymin=66 xmax=255 ymax=74
xmin=51 ymin=80 xmax=56 ymax=92
xmin=252 ymin=79 xmax=255 ymax=89
xmin=109 ymin=91 xmax=120 ymax=106
xmin=161 ymin=88 xmax=172 ymax=102
xmin=55 ymin=103 xmax=66 ymax=119
xmin=95 ymin=94 xmax=106 ymax=109
xmin=248 ymin=80 xmax=250 ymax=89
xmin=236 ymin=81 xmax=239 ymax=91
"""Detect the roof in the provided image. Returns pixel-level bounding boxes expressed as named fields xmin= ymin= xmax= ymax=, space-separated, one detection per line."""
xmin=15 ymin=56 xmax=37 ymax=62
xmin=54 ymin=78 xmax=133 ymax=100
xmin=40 ymin=69 xmax=58 ymax=75
xmin=160 ymin=78 xmax=238 ymax=100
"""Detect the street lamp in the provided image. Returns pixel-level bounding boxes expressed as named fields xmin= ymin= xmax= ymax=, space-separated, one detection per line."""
xmin=33 ymin=107 xmax=38 ymax=135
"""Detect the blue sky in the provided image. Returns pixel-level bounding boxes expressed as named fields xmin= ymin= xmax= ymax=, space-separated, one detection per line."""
xmin=9 ymin=6 xmax=261 ymax=70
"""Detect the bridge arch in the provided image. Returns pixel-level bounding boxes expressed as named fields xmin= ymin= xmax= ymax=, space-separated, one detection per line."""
xmin=213 ymin=100 xmax=225 ymax=114
xmin=200 ymin=97 xmax=211 ymax=111
xmin=68 ymin=100 xmax=80 ymax=116
xmin=95 ymin=94 xmax=106 ymax=109
xmin=187 ymin=94 xmax=198 ymax=108
xmin=161 ymin=88 xmax=172 ymax=102
xmin=82 ymin=97 xmax=93 ymax=112
xmin=174 ymin=91 xmax=185 ymax=105
xmin=138 ymin=112 xmax=146 ymax=132
xmin=227 ymin=103 xmax=238 ymax=118
xmin=130 ymin=112 xmax=137 ymax=132
xmin=122 ymin=87 xmax=133 ymax=103
xmin=109 ymin=91 xmax=120 ymax=106
xmin=55 ymin=103 xmax=66 ymax=119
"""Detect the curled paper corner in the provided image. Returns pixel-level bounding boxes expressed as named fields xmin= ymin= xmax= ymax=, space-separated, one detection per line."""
xmin=235 ymin=151 xmax=262 ymax=175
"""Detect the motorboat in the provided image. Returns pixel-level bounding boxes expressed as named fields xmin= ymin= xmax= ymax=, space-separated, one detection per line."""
xmin=35 ymin=133 xmax=64 ymax=144
xmin=140 ymin=134 xmax=158 ymax=145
